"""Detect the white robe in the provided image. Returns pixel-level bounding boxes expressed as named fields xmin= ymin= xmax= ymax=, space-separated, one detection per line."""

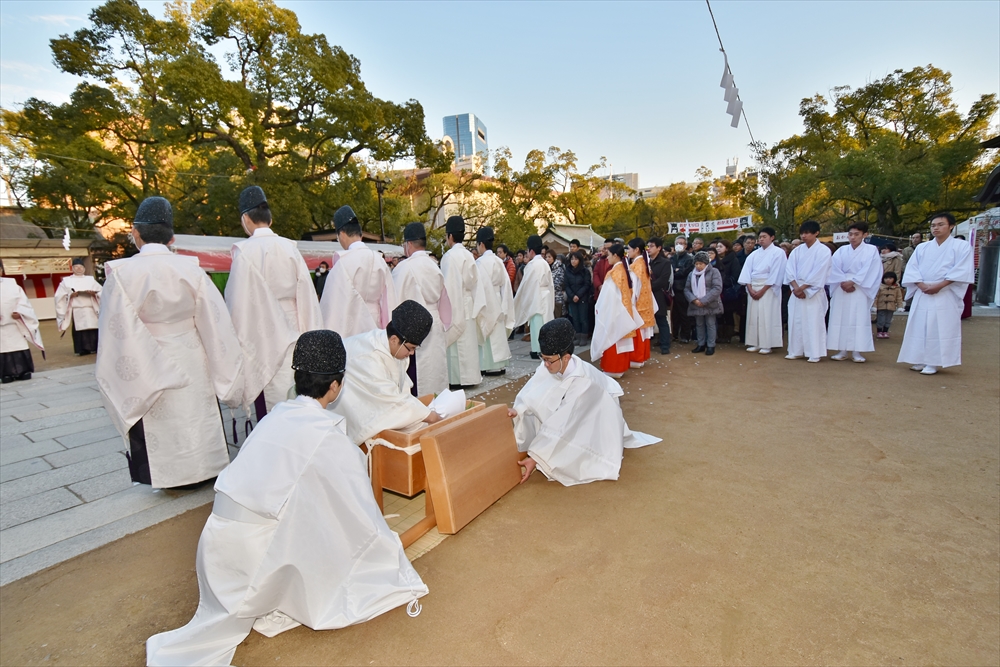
xmin=54 ymin=274 xmax=102 ymax=333
xmin=738 ymin=243 xmax=786 ymax=348
xmin=897 ymin=236 xmax=974 ymax=368
xmin=0 ymin=278 xmax=44 ymax=355
xmin=319 ymin=241 xmax=396 ymax=338
xmin=513 ymin=255 xmax=555 ymax=327
xmin=512 ymin=356 xmax=660 ymax=486
xmin=224 ymin=227 xmax=323 ymax=413
xmin=146 ymin=396 xmax=427 ymax=667
xmin=392 ymin=250 xmax=452 ymax=396
xmin=441 ymin=243 xmax=486 ymax=386
xmin=98 ymin=244 xmax=244 ymax=489
xmin=826 ymin=242 xmax=882 ymax=353
xmin=475 ymin=250 xmax=514 ymax=367
xmin=334 ymin=329 xmax=432 ymax=445
xmin=784 ymin=241 xmax=833 ymax=359
xmin=591 ymin=266 xmax=643 ymax=361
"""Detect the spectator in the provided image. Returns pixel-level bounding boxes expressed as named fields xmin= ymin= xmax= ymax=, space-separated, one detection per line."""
xmin=880 ymin=243 xmax=904 ymax=281
xmin=564 ymin=251 xmax=593 ymax=343
xmin=685 ymin=251 xmax=723 ymax=356
xmin=875 ymin=271 xmax=903 ymax=338
xmin=497 ymin=244 xmax=516 ymax=289
xmin=569 ymin=239 xmax=581 ymax=255
xmin=592 ymin=237 xmax=613 ymax=299
xmin=901 ymin=232 xmax=922 ymax=264
xmin=779 ymin=242 xmax=793 ymax=256
xmin=647 ymin=237 xmax=673 ymax=354
xmin=691 ymin=237 xmax=705 ymax=252
xmin=545 ymin=249 xmax=566 ymax=318
xmin=313 ymin=260 xmax=329 ymax=299
xmin=715 ymin=240 xmax=741 ymax=341
xmin=671 ymin=236 xmax=695 ymax=343
xmin=514 ymin=250 xmax=526 ymax=294
xmin=732 ymin=239 xmax=744 ymax=256
xmin=737 ymin=234 xmax=757 ymax=268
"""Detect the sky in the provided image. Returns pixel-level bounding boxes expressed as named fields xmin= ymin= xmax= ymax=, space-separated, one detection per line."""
xmin=1 ymin=0 xmax=997 ymax=189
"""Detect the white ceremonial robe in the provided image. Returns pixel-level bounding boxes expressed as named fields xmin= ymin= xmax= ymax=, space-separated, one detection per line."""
xmin=441 ymin=243 xmax=486 ymax=386
xmin=897 ymin=236 xmax=974 ymax=368
xmin=591 ymin=270 xmax=643 ymax=361
xmin=512 ymin=356 xmax=661 ymax=486
xmin=738 ymin=243 xmax=786 ymax=349
xmin=54 ymin=275 xmax=102 ymax=333
xmin=319 ymin=240 xmax=396 ymax=338
xmin=98 ymin=244 xmax=244 ymax=488
xmin=826 ymin=242 xmax=882 ymax=353
xmin=0 ymin=278 xmax=44 ymax=355
xmin=225 ymin=227 xmax=322 ymax=413
xmin=146 ymin=396 xmax=427 ymax=667
xmin=392 ymin=250 xmax=452 ymax=396
xmin=475 ymin=250 xmax=514 ymax=369
xmin=334 ymin=329 xmax=432 ymax=445
xmin=513 ymin=255 xmax=555 ymax=327
xmin=784 ymin=241 xmax=833 ymax=359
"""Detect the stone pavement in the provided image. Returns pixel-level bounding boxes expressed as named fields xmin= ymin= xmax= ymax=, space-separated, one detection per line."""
xmin=0 ymin=335 xmax=564 ymax=586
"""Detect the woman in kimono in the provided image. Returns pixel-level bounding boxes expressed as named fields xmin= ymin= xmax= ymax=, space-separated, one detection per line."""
xmin=591 ymin=244 xmax=644 ymax=379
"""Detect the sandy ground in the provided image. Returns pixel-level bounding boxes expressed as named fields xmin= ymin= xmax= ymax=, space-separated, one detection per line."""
xmin=2 ymin=319 xmax=998 ymax=666
xmin=16 ymin=320 xmax=94 ymax=374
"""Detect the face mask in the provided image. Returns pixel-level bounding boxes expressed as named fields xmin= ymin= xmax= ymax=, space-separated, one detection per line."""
xmin=317 ymin=267 xmax=326 ymax=274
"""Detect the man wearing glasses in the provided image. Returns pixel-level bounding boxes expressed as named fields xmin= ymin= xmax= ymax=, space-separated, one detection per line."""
xmin=507 ymin=319 xmax=660 ymax=486
xmin=334 ymin=300 xmax=442 ymax=445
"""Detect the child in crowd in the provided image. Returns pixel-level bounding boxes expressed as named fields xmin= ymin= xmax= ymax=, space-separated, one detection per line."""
xmin=875 ymin=271 xmax=904 ymax=338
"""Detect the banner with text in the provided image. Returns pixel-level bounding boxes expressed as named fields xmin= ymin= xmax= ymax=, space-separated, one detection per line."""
xmin=667 ymin=215 xmax=754 ymax=235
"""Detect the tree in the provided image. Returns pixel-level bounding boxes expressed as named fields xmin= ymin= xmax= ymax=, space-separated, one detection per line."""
xmin=7 ymin=0 xmax=446 ymax=240
xmin=753 ymin=66 xmax=998 ymax=235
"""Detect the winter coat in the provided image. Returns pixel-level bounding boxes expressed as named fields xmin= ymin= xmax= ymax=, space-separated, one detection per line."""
xmin=550 ymin=259 xmax=566 ymax=305
xmin=880 ymin=251 xmax=904 ymax=281
xmin=648 ymin=253 xmax=673 ymax=311
xmin=564 ymin=264 xmax=594 ymax=304
xmin=684 ymin=266 xmax=724 ymax=316
xmin=875 ymin=283 xmax=904 ymax=311
xmin=672 ymin=251 xmax=695 ymax=290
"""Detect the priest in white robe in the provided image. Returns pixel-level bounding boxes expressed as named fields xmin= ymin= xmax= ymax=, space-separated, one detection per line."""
xmin=512 ymin=235 xmax=555 ymax=359
xmin=738 ymin=226 xmax=786 ymax=354
xmin=826 ymin=222 xmax=883 ymax=363
xmin=54 ymin=257 xmax=102 ymax=355
xmin=898 ymin=212 xmax=975 ymax=375
xmin=509 ymin=319 xmax=660 ymax=487
xmin=0 ymin=263 xmax=44 ymax=383
xmin=392 ymin=222 xmax=452 ymax=396
xmin=474 ymin=227 xmax=514 ymax=375
xmin=784 ymin=220 xmax=833 ymax=363
xmin=224 ymin=186 xmax=322 ymax=424
xmin=441 ymin=215 xmax=485 ymax=388
xmin=334 ymin=300 xmax=442 ymax=444
xmin=319 ymin=205 xmax=396 ymax=338
xmin=97 ymin=197 xmax=244 ymax=488
xmin=147 ymin=331 xmax=427 ymax=667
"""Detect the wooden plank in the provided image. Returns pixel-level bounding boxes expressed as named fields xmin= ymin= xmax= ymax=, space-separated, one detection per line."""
xmin=419 ymin=404 xmax=522 ymax=535
xmin=399 ymin=492 xmax=435 ymax=549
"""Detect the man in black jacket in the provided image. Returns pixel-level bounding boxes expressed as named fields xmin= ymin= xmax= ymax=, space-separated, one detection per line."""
xmin=670 ymin=237 xmax=695 ymax=343
xmin=647 ymin=238 xmax=673 ymax=354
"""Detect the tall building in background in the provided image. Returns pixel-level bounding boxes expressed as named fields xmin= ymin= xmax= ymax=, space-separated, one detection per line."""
xmin=611 ymin=173 xmax=639 ymax=190
xmin=442 ymin=113 xmax=488 ymax=174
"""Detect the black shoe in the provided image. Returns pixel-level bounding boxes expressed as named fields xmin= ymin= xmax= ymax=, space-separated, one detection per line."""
xmin=530 ymin=352 xmax=540 ymax=360
xmin=0 ymin=376 xmax=14 ymax=384
xmin=706 ymin=347 xmax=715 ymax=356
xmin=15 ymin=372 xmax=31 ymax=382
xmin=483 ymin=369 xmax=506 ymax=376
xmin=660 ymin=349 xmax=671 ymax=355
xmin=692 ymin=345 xmax=706 ymax=353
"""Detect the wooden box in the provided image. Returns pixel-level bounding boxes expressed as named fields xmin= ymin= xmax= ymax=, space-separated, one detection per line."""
xmin=372 ymin=395 xmax=485 ymax=497
xmin=419 ymin=404 xmax=522 ymax=535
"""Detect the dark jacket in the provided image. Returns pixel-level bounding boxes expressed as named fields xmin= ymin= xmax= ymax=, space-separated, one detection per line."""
xmin=564 ymin=264 xmax=594 ymax=303
xmin=314 ymin=270 xmax=329 ymax=299
xmin=717 ymin=252 xmax=741 ymax=289
xmin=649 ymin=252 xmax=673 ymax=310
xmin=672 ymin=251 xmax=695 ymax=293
xmin=684 ymin=267 xmax=724 ymax=316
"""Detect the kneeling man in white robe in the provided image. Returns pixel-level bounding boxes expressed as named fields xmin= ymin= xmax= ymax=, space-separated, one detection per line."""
xmin=784 ymin=220 xmax=833 ymax=363
xmin=826 ymin=222 xmax=882 ymax=363
xmin=147 ymin=330 xmax=428 ymax=667
xmin=897 ymin=212 xmax=974 ymax=375
xmin=508 ymin=319 xmax=660 ymax=487
xmin=334 ymin=300 xmax=443 ymax=445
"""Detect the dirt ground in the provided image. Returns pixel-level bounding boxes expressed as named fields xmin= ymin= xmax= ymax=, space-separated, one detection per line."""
xmin=21 ymin=319 xmax=95 ymax=373
xmin=2 ymin=319 xmax=998 ymax=666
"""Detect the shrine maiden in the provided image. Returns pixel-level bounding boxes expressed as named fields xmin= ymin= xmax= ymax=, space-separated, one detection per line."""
xmin=441 ymin=215 xmax=485 ymax=387
xmin=509 ymin=319 xmax=660 ymax=487
xmin=898 ymin=212 xmax=975 ymax=375
xmin=224 ymin=186 xmax=322 ymax=422
xmin=512 ymin=235 xmax=554 ymax=359
xmin=826 ymin=222 xmax=882 ymax=363
xmin=319 ymin=205 xmax=396 ymax=338
xmin=54 ymin=257 xmax=101 ymax=356
xmin=334 ymin=300 xmax=442 ymax=445
xmin=392 ymin=222 xmax=452 ymax=395
xmin=0 ymin=261 xmax=44 ymax=383
xmin=474 ymin=226 xmax=514 ymax=375
xmin=97 ymin=197 xmax=244 ymax=488
xmin=591 ymin=244 xmax=644 ymax=378
xmin=784 ymin=220 xmax=833 ymax=363
xmin=626 ymin=238 xmax=657 ymax=368
xmin=147 ymin=331 xmax=427 ymax=667
xmin=738 ymin=226 xmax=786 ymax=354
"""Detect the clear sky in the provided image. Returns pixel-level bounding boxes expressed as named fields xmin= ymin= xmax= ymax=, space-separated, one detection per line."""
xmin=1 ymin=0 xmax=997 ymax=189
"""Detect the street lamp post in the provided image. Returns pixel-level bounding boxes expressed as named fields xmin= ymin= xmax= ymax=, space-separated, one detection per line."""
xmin=366 ymin=174 xmax=391 ymax=243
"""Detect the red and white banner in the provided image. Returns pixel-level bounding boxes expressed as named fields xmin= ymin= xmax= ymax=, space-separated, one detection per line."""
xmin=667 ymin=215 xmax=753 ymax=235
